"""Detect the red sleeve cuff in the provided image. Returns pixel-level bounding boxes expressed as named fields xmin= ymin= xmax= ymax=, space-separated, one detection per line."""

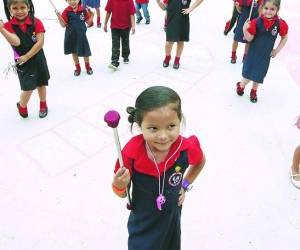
xmin=186 ymin=136 xmax=204 ymax=166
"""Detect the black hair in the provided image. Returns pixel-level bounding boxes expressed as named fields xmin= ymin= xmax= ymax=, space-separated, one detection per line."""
xmin=126 ymin=86 xmax=182 ymax=129
xmin=262 ymin=0 xmax=281 ymax=9
xmin=3 ymin=0 xmax=35 ymax=25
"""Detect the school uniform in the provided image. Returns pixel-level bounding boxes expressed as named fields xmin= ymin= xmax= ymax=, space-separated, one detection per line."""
xmin=234 ymin=0 xmax=261 ymax=43
xmin=114 ymin=134 xmax=204 ymax=250
xmin=105 ymin=0 xmax=136 ymax=64
xmin=61 ymin=5 xmax=91 ymax=57
xmin=165 ymin=0 xmax=191 ymax=42
xmin=242 ymin=15 xmax=288 ymax=83
xmin=4 ymin=16 xmax=50 ymax=91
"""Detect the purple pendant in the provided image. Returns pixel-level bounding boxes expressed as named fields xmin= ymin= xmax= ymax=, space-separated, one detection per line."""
xmin=156 ymin=194 xmax=166 ymax=211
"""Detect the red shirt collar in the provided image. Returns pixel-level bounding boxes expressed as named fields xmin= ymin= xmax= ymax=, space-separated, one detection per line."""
xmin=66 ymin=4 xmax=84 ymax=12
xmin=261 ymin=15 xmax=279 ymax=30
xmin=10 ymin=15 xmax=32 ymax=25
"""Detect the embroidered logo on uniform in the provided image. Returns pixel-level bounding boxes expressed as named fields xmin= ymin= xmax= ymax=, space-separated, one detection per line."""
xmin=80 ymin=13 xmax=85 ymax=21
xmin=271 ymin=26 xmax=278 ymax=36
xmin=175 ymin=166 xmax=181 ymax=172
xmin=169 ymin=172 xmax=183 ymax=187
xmin=181 ymin=0 xmax=187 ymax=5
xmin=31 ymin=32 xmax=37 ymax=43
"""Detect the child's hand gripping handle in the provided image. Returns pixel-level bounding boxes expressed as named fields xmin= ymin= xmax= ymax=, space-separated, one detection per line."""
xmin=104 ymin=110 xmax=133 ymax=210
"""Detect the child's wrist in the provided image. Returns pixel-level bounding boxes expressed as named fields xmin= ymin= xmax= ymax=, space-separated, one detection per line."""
xmin=112 ymin=183 xmax=126 ymax=194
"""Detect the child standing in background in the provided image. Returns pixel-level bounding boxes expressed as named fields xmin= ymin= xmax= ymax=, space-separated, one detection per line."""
xmin=83 ymin=0 xmax=101 ymax=27
xmin=224 ymin=0 xmax=239 ymax=35
xmin=230 ymin=0 xmax=262 ymax=63
xmin=290 ymin=116 xmax=300 ymax=188
xmin=156 ymin=0 xmax=204 ymax=69
xmin=104 ymin=0 xmax=135 ymax=71
xmin=112 ymin=86 xmax=206 ymax=250
xmin=236 ymin=0 xmax=288 ymax=103
xmin=135 ymin=0 xmax=150 ymax=25
xmin=56 ymin=0 xmax=93 ymax=76
xmin=0 ymin=0 xmax=50 ymax=118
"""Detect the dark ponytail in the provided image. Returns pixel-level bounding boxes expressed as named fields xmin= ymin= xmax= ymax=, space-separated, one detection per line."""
xmin=3 ymin=0 xmax=11 ymax=20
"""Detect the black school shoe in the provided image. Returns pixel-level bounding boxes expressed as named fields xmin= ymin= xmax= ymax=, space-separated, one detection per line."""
xmin=173 ymin=63 xmax=180 ymax=69
xmin=17 ymin=102 xmax=28 ymax=118
xmin=250 ymin=89 xmax=258 ymax=103
xmin=39 ymin=107 xmax=48 ymax=118
xmin=123 ymin=58 xmax=129 ymax=64
xmin=145 ymin=19 xmax=150 ymax=25
xmin=86 ymin=68 xmax=93 ymax=75
xmin=74 ymin=69 xmax=81 ymax=76
xmin=108 ymin=62 xmax=119 ymax=71
xmin=136 ymin=17 xmax=143 ymax=24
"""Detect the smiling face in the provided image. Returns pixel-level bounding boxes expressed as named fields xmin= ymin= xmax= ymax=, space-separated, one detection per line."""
xmin=9 ymin=1 xmax=29 ymax=22
xmin=141 ymin=104 xmax=181 ymax=155
xmin=262 ymin=1 xmax=279 ymax=19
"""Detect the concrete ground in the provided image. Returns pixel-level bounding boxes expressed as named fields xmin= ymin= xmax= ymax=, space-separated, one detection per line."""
xmin=0 ymin=1 xmax=299 ymax=249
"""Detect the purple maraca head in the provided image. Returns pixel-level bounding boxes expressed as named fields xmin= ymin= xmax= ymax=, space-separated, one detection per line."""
xmin=104 ymin=110 xmax=121 ymax=128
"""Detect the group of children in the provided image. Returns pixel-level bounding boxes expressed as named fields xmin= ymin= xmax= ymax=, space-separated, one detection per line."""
xmin=0 ymin=0 xmax=299 ymax=249
xmin=224 ymin=0 xmax=288 ymax=103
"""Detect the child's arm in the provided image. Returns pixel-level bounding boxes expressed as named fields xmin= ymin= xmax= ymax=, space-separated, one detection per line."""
xmin=112 ymin=167 xmax=131 ymax=198
xmin=17 ymin=32 xmax=44 ymax=65
xmin=183 ymin=155 xmax=206 ymax=185
xmin=270 ymin=35 xmax=288 ymax=58
xmin=0 ymin=20 xmax=20 ymax=46
xmin=103 ymin=12 xmax=111 ymax=32
xmin=235 ymin=1 xmax=242 ymax=14
xmin=243 ymin=20 xmax=254 ymax=42
xmin=181 ymin=0 xmax=204 ymax=15
xmin=56 ymin=11 xmax=67 ymax=27
xmin=178 ymin=155 xmax=206 ymax=206
xmin=156 ymin=0 xmax=167 ymax=11
xmin=85 ymin=7 xmax=94 ymax=27
xmin=130 ymin=15 xmax=135 ymax=34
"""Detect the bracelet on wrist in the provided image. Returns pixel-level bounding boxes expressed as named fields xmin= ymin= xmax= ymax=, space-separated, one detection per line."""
xmin=112 ymin=183 xmax=126 ymax=194
xmin=182 ymin=179 xmax=193 ymax=192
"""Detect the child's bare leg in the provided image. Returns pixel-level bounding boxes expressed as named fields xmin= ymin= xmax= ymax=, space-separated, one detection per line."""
xmin=231 ymin=40 xmax=238 ymax=63
xmin=165 ymin=41 xmax=174 ymax=56
xmin=20 ymin=90 xmax=33 ymax=107
xmin=251 ymin=82 xmax=259 ymax=90
xmin=84 ymin=56 xmax=93 ymax=74
xmin=232 ymin=40 xmax=238 ymax=52
xmin=175 ymin=42 xmax=184 ymax=58
xmin=240 ymin=77 xmax=251 ymax=88
xmin=163 ymin=41 xmax=174 ymax=67
xmin=72 ymin=53 xmax=79 ymax=65
xmin=291 ymin=145 xmax=300 ymax=175
xmin=37 ymin=86 xmax=46 ymax=102
xmin=72 ymin=53 xmax=81 ymax=76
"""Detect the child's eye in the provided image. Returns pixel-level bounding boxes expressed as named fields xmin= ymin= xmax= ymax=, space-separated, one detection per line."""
xmin=168 ymin=124 xmax=176 ymax=129
xmin=147 ymin=127 xmax=157 ymax=132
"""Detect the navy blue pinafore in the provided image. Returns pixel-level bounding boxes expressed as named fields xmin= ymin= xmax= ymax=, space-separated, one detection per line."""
xmin=234 ymin=0 xmax=259 ymax=43
xmin=166 ymin=0 xmax=191 ymax=42
xmin=242 ymin=18 xmax=279 ymax=83
xmin=64 ymin=10 xmax=91 ymax=57
xmin=12 ymin=24 xmax=50 ymax=91
xmin=128 ymin=151 xmax=189 ymax=250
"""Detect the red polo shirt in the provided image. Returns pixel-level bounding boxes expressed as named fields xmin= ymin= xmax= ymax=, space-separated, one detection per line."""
xmin=105 ymin=0 xmax=136 ymax=29
xmin=61 ymin=4 xmax=91 ymax=24
xmin=247 ymin=15 xmax=288 ymax=36
xmin=114 ymin=134 xmax=204 ymax=177
xmin=4 ymin=16 xmax=45 ymax=34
